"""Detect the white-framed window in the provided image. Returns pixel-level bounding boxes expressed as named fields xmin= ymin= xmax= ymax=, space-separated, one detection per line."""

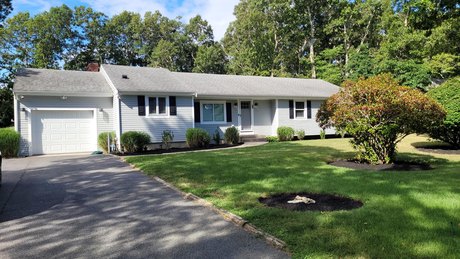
xmin=147 ymin=96 xmax=169 ymax=116
xmin=295 ymin=101 xmax=305 ymax=118
xmin=201 ymin=101 xmax=226 ymax=124
xmin=294 ymin=100 xmax=312 ymax=119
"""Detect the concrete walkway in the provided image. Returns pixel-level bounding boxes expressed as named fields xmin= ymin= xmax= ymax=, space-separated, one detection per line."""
xmin=0 ymin=154 xmax=287 ymax=259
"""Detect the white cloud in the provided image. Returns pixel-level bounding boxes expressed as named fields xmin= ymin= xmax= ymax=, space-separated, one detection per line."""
xmin=182 ymin=0 xmax=240 ymax=40
xmin=81 ymin=0 xmax=239 ymax=40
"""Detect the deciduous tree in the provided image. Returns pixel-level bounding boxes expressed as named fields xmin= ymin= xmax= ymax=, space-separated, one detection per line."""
xmin=317 ymin=74 xmax=445 ymax=164
xmin=0 ymin=0 xmax=12 ymax=25
xmin=427 ymin=77 xmax=460 ymax=147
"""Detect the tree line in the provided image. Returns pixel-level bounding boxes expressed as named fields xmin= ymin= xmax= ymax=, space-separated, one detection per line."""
xmin=0 ymin=5 xmax=226 ymax=75
xmin=1 ymin=1 xmax=459 ymax=88
xmin=224 ymin=0 xmax=459 ymax=89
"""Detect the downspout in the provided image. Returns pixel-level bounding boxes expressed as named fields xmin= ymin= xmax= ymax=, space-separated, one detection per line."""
xmin=273 ymin=99 xmax=279 ymax=136
xmin=192 ymin=93 xmax=197 ymax=129
xmin=13 ymin=95 xmax=19 ymax=132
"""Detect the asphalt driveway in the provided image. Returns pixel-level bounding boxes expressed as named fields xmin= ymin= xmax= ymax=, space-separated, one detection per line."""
xmin=0 ymin=154 xmax=288 ymax=258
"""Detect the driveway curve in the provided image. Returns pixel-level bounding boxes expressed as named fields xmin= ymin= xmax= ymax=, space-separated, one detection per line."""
xmin=0 ymin=154 xmax=288 ymax=259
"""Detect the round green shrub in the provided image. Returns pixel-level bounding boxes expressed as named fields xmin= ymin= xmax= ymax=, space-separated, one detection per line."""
xmin=186 ymin=128 xmax=210 ymax=148
xmin=120 ymin=131 xmax=151 ymax=153
xmin=0 ymin=127 xmax=20 ymax=158
xmin=277 ymin=126 xmax=295 ymax=141
xmin=98 ymin=131 xmax=116 ymax=153
xmin=296 ymin=129 xmax=306 ymax=140
xmin=427 ymin=77 xmax=460 ymax=148
xmin=266 ymin=136 xmax=279 ymax=142
xmin=224 ymin=126 xmax=239 ymax=144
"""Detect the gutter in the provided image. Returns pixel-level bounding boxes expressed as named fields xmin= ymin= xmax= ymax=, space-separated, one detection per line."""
xmin=194 ymin=94 xmax=331 ymax=100
xmin=12 ymin=91 xmax=113 ymax=98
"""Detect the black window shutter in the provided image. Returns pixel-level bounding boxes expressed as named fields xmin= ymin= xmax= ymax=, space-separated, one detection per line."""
xmin=169 ymin=96 xmax=177 ymax=116
xmin=226 ymin=102 xmax=232 ymax=122
xmin=307 ymin=100 xmax=312 ymax=119
xmin=289 ymin=100 xmax=294 ymax=119
xmin=194 ymin=102 xmax=200 ymax=123
xmin=138 ymin=95 xmax=145 ymax=116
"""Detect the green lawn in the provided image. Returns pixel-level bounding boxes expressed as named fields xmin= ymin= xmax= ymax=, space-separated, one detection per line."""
xmin=126 ymin=135 xmax=460 ymax=258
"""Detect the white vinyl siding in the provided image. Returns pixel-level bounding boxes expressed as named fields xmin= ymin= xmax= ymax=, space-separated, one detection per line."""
xmin=17 ymin=96 xmax=113 ymax=156
xmin=252 ymin=100 xmax=274 ymax=136
xmin=119 ymin=95 xmax=193 ymax=142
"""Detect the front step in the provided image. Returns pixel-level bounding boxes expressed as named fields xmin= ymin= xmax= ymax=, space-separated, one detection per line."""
xmin=240 ymin=134 xmax=267 ymax=143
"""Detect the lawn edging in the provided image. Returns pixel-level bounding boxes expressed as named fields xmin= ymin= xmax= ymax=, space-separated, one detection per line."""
xmin=152 ymin=176 xmax=288 ymax=252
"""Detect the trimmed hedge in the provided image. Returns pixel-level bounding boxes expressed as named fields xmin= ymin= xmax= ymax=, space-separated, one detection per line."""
xmin=186 ymin=128 xmax=210 ymax=148
xmin=224 ymin=126 xmax=239 ymax=144
xmin=120 ymin=131 xmax=151 ymax=153
xmin=98 ymin=131 xmax=116 ymax=153
xmin=0 ymin=127 xmax=20 ymax=158
xmin=266 ymin=136 xmax=279 ymax=142
xmin=277 ymin=126 xmax=294 ymax=141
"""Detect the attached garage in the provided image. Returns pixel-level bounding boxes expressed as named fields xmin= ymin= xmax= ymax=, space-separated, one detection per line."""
xmin=13 ymin=68 xmax=114 ymax=156
xmin=31 ymin=110 xmax=97 ymax=155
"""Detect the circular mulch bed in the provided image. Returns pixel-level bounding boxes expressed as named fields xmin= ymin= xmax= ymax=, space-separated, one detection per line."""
xmin=329 ymin=160 xmax=432 ymax=171
xmin=259 ymin=192 xmax=363 ymax=211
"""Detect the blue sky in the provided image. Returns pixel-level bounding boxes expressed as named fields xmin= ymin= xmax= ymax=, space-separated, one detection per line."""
xmin=11 ymin=0 xmax=239 ymax=40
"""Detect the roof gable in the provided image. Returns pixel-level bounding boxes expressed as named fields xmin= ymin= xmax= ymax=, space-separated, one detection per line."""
xmin=101 ymin=64 xmax=194 ymax=94
xmin=13 ymin=68 xmax=113 ymax=96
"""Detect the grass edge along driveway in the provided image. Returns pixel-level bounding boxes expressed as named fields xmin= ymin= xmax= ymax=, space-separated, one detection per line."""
xmin=127 ymin=135 xmax=460 ymax=259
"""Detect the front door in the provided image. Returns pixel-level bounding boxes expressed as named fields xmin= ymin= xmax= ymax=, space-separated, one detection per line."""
xmin=240 ymin=101 xmax=252 ymax=130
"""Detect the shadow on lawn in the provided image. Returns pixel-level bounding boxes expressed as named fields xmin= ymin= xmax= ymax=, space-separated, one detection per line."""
xmin=130 ymin=142 xmax=460 ymax=258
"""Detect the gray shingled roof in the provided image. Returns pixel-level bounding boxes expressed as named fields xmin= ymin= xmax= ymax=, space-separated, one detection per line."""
xmin=14 ymin=68 xmax=112 ymax=96
xmin=101 ymin=64 xmax=193 ymax=94
xmin=102 ymin=64 xmax=339 ymax=98
xmin=172 ymin=71 xmax=339 ymax=98
xmin=13 ymin=65 xmax=340 ymax=98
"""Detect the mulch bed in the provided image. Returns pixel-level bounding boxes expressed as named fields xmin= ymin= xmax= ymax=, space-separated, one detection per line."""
xmin=329 ymin=160 xmax=432 ymax=171
xmin=118 ymin=143 xmax=243 ymax=156
xmin=259 ymin=192 xmax=363 ymax=212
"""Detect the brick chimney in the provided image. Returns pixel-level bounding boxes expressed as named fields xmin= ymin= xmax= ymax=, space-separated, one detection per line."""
xmin=86 ymin=62 xmax=100 ymax=72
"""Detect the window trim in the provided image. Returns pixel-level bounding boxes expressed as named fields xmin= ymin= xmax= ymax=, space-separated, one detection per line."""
xmin=200 ymin=101 xmax=227 ymax=124
xmin=293 ymin=100 xmax=312 ymax=120
xmin=145 ymin=96 xmax=170 ymax=117
xmin=295 ymin=101 xmax=305 ymax=119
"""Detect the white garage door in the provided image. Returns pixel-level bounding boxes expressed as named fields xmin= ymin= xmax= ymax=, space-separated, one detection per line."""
xmin=32 ymin=110 xmax=96 ymax=154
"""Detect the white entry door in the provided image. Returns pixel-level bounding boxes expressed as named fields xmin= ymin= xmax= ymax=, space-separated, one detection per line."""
xmin=32 ymin=110 xmax=96 ymax=154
